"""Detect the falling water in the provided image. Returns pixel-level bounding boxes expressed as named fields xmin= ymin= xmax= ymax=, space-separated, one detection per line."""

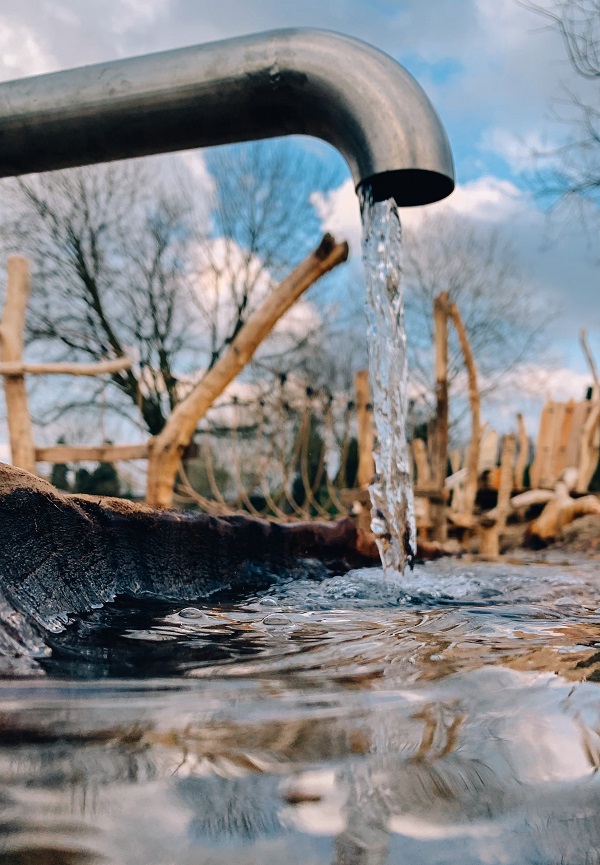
xmin=360 ymin=190 xmax=416 ymax=574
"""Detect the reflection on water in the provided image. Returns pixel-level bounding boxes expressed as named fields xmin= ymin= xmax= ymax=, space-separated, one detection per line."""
xmin=2 ymin=559 xmax=600 ymax=864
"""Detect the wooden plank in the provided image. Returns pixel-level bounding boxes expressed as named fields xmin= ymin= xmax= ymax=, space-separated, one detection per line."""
xmin=0 ymin=258 xmax=36 ymax=474
xmin=354 ymin=370 xmax=375 ymax=488
xmin=36 ymin=443 xmax=150 ymax=463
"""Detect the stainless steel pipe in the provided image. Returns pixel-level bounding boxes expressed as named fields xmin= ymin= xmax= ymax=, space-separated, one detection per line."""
xmin=0 ymin=29 xmax=454 ymax=206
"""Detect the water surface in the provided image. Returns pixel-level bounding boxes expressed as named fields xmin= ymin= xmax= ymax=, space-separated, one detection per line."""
xmin=3 ymin=558 xmax=600 ymax=865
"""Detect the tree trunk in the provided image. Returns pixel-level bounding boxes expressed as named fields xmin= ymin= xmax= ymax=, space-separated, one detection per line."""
xmin=146 ymin=234 xmax=348 ymax=508
xmin=0 ymin=257 xmax=36 ymax=474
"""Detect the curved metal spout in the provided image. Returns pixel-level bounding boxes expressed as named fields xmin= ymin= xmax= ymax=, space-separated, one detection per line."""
xmin=0 ymin=29 xmax=454 ymax=206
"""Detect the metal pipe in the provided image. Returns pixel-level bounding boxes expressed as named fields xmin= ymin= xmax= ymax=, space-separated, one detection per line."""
xmin=0 ymin=29 xmax=454 ymax=206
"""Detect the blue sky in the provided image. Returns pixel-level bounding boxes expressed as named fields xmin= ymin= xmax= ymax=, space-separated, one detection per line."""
xmin=0 ymin=0 xmax=598 ymax=434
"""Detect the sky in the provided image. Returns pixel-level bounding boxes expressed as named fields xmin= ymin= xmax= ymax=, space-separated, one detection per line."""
xmin=0 ymin=0 xmax=598 ymax=436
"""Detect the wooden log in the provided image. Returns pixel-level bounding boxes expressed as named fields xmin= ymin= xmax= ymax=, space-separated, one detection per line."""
xmin=36 ymin=443 xmax=150 ymax=464
xmin=479 ymin=433 xmax=516 ymax=558
xmin=448 ymin=301 xmax=480 ymax=519
xmin=430 ymin=291 xmax=449 ymax=542
xmin=528 ymin=482 xmax=600 ymax=544
xmin=147 ymin=234 xmax=349 ymax=508
xmin=514 ymin=412 xmax=528 ymax=489
xmin=0 ymin=463 xmax=377 ymax=672
xmin=0 ymin=257 xmax=36 ymax=474
xmin=354 ymin=370 xmax=375 ymax=488
xmin=0 ymin=357 xmax=131 ymax=376
xmin=510 ymin=489 xmax=555 ymax=509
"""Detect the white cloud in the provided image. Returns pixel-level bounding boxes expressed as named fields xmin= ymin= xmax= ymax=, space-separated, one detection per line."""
xmin=0 ymin=16 xmax=56 ymax=81
xmin=110 ymin=0 xmax=171 ymax=35
xmin=311 ymin=175 xmax=528 ymax=260
xmin=481 ymin=127 xmax=557 ymax=173
xmin=311 ymin=180 xmax=362 ymax=257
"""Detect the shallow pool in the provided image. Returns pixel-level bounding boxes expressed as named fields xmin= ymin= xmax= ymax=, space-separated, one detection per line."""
xmin=3 ymin=557 xmax=600 ymax=864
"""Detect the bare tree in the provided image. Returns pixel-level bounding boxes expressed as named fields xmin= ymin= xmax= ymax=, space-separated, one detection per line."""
xmin=2 ymin=161 xmax=193 ymax=435
xmin=402 ymin=212 xmax=552 ymax=428
xmin=519 ymin=1 xmax=600 ymax=219
xmin=0 ymin=141 xmax=347 ymax=439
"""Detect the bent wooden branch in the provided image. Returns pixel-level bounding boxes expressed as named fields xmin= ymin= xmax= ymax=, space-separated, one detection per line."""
xmin=146 ymin=234 xmax=349 ymax=509
xmin=448 ymin=301 xmax=480 ymax=519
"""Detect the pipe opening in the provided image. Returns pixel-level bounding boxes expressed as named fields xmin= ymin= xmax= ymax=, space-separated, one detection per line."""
xmin=358 ymin=169 xmax=455 ymax=207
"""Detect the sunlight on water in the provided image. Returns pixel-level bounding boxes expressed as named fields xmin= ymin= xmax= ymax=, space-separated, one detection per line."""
xmin=360 ymin=190 xmax=416 ymax=575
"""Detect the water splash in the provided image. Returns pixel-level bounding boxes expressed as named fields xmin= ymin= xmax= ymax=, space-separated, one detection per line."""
xmin=360 ymin=191 xmax=416 ymax=574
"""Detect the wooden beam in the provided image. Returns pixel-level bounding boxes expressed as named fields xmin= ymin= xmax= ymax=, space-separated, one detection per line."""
xmin=0 ymin=357 xmax=131 ymax=376
xmin=0 ymin=257 xmax=36 ymax=474
xmin=354 ymin=369 xmax=375 ymax=488
xmin=36 ymin=443 xmax=150 ymax=463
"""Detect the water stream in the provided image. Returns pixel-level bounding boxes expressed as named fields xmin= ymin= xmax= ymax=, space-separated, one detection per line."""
xmin=360 ymin=192 xmax=416 ymax=575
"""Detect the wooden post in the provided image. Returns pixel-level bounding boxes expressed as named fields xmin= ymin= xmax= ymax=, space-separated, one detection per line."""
xmin=147 ymin=234 xmax=349 ymax=509
xmin=0 ymin=258 xmax=36 ymax=474
xmin=412 ymin=437 xmax=431 ymax=535
xmin=430 ymin=292 xmax=449 ymax=542
xmin=479 ymin=433 xmax=516 ymax=558
xmin=576 ymin=401 xmax=600 ymax=493
xmin=355 ymin=370 xmax=375 ymax=488
xmin=515 ymin=413 xmax=528 ymax=489
xmin=448 ymin=301 xmax=480 ymax=519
